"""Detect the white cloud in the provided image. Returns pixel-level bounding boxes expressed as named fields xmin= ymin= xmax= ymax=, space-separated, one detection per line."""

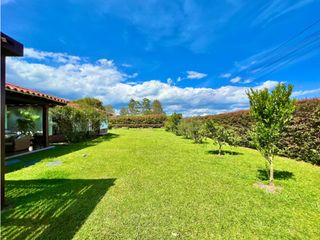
xmin=7 ymin=47 xmax=282 ymax=116
xmin=292 ymin=88 xmax=320 ymax=97
xmin=186 ymin=71 xmax=207 ymax=79
xmin=220 ymin=73 xmax=231 ymax=78
xmin=230 ymin=76 xmax=241 ymax=83
xmin=24 ymin=48 xmax=81 ymax=64
xmin=243 ymin=78 xmax=254 ymax=84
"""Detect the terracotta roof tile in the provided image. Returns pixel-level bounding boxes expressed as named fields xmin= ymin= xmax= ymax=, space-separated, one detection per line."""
xmin=5 ymin=82 xmax=69 ymax=104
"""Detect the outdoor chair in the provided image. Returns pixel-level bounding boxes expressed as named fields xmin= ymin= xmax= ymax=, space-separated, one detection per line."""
xmin=5 ymin=132 xmax=32 ymax=152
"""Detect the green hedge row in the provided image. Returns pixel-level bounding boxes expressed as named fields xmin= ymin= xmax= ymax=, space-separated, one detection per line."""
xmin=109 ymin=114 xmax=167 ymax=128
xmin=187 ymin=99 xmax=320 ymax=165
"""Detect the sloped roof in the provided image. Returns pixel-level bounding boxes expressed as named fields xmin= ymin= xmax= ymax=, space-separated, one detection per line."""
xmin=5 ymin=82 xmax=68 ymax=104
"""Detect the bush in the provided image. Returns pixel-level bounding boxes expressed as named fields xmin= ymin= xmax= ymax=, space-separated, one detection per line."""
xmin=204 ymin=120 xmax=239 ymax=155
xmin=164 ymin=113 xmax=182 ymax=133
xmin=50 ymin=106 xmax=88 ymax=143
xmin=109 ymin=114 xmax=167 ymax=128
xmin=186 ymin=99 xmax=320 ymax=165
xmin=278 ymin=99 xmax=320 ymax=165
xmin=50 ymin=102 xmax=107 ymax=143
xmin=177 ymin=120 xmax=205 ymax=143
xmin=177 ymin=120 xmax=190 ymax=138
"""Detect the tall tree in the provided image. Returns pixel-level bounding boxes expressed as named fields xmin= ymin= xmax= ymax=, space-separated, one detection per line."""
xmin=119 ymin=108 xmax=129 ymax=116
xmin=247 ymin=83 xmax=295 ymax=185
xmin=128 ymin=99 xmax=141 ymax=115
xmin=152 ymin=100 xmax=165 ymax=115
xmin=141 ymin=98 xmax=152 ymax=115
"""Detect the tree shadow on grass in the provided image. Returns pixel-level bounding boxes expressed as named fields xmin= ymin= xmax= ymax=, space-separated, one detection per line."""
xmin=6 ymin=133 xmax=120 ymax=173
xmin=1 ymin=178 xmax=116 ymax=240
xmin=257 ymin=169 xmax=294 ymax=181
xmin=207 ymin=150 xmax=243 ymax=156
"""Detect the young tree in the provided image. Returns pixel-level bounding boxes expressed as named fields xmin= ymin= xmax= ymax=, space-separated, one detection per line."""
xmin=152 ymin=100 xmax=165 ymax=114
xmin=119 ymin=107 xmax=129 ymax=116
xmin=128 ymin=99 xmax=141 ymax=116
xmin=204 ymin=120 xmax=239 ymax=155
xmin=247 ymin=83 xmax=295 ymax=185
xmin=186 ymin=120 xmax=206 ymax=144
xmin=164 ymin=112 xmax=182 ymax=133
xmin=141 ymin=98 xmax=152 ymax=115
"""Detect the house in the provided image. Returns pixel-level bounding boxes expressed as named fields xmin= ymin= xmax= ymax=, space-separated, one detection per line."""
xmin=5 ymin=82 xmax=68 ymax=152
xmin=1 ymin=32 xmax=67 ymax=209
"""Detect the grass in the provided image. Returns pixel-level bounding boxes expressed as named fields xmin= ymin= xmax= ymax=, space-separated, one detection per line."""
xmin=1 ymin=128 xmax=320 ymax=239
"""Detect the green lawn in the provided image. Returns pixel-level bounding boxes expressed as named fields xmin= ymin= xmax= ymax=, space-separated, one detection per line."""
xmin=1 ymin=128 xmax=320 ymax=239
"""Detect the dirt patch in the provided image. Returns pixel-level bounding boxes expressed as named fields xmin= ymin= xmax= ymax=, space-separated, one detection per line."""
xmin=254 ymin=182 xmax=283 ymax=193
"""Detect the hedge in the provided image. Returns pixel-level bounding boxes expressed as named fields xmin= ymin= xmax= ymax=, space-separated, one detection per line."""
xmin=109 ymin=114 xmax=167 ymax=128
xmin=187 ymin=99 xmax=320 ymax=165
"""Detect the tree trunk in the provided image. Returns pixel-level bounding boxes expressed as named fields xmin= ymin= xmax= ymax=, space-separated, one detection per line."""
xmin=218 ymin=144 xmax=222 ymax=155
xmin=269 ymin=156 xmax=274 ymax=185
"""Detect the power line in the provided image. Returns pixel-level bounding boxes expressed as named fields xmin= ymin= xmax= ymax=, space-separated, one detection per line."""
xmin=231 ymin=17 xmax=320 ymax=80
xmin=243 ymin=31 xmax=320 ymax=79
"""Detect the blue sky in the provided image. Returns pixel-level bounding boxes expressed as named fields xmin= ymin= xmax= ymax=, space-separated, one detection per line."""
xmin=2 ymin=0 xmax=320 ymax=115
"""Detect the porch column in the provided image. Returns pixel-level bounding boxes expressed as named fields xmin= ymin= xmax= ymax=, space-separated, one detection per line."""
xmin=42 ymin=105 xmax=49 ymax=147
xmin=1 ymin=56 xmax=5 ymax=209
xmin=1 ymin=33 xmax=23 ymax=210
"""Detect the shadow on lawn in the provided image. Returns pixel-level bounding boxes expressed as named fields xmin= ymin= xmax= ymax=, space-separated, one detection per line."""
xmin=207 ymin=150 xmax=243 ymax=156
xmin=1 ymin=178 xmax=116 ymax=240
xmin=6 ymin=133 xmax=119 ymax=173
xmin=257 ymin=169 xmax=294 ymax=181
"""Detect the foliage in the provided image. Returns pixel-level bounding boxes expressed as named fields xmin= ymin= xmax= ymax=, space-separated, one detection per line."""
xmin=119 ymin=108 xmax=129 ymax=116
xmin=141 ymin=98 xmax=152 ymax=115
xmin=50 ymin=98 xmax=107 ymax=142
xmin=3 ymin=129 xmax=320 ymax=239
xmin=109 ymin=114 xmax=167 ymax=128
xmin=204 ymin=120 xmax=239 ymax=154
xmin=177 ymin=120 xmax=205 ymax=143
xmin=104 ymin=105 xmax=115 ymax=115
xmin=128 ymin=99 xmax=141 ymax=115
xmin=247 ymin=83 xmax=295 ymax=184
xmin=187 ymin=98 xmax=319 ymax=165
xmin=16 ymin=108 xmax=40 ymax=134
xmin=50 ymin=106 xmax=88 ymax=142
xmin=164 ymin=112 xmax=182 ymax=133
xmin=278 ymin=99 xmax=320 ymax=165
xmin=123 ymin=98 xmax=165 ymax=116
xmin=151 ymin=99 xmax=165 ymax=115
xmin=73 ymin=97 xmax=105 ymax=111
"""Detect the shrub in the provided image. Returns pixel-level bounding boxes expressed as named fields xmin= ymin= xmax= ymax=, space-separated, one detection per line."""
xmin=164 ymin=113 xmax=182 ymax=133
xmin=177 ymin=120 xmax=190 ymax=138
xmin=50 ymin=106 xmax=89 ymax=143
xmin=109 ymin=114 xmax=167 ymax=128
xmin=204 ymin=120 xmax=239 ymax=155
xmin=50 ymin=100 xmax=107 ymax=143
xmin=177 ymin=120 xmax=205 ymax=143
xmin=186 ymin=98 xmax=320 ymax=165
xmin=278 ymin=99 xmax=320 ymax=165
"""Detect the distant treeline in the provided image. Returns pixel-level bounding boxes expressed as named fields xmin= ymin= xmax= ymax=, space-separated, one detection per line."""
xmin=118 ymin=98 xmax=165 ymax=116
